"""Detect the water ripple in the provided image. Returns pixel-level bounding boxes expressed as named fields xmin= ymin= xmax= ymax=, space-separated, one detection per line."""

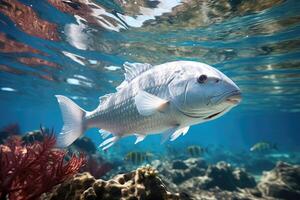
xmin=0 ymin=0 xmax=299 ymax=112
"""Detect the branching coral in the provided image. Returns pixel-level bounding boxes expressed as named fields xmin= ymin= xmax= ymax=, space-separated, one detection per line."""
xmin=0 ymin=130 xmax=85 ymax=200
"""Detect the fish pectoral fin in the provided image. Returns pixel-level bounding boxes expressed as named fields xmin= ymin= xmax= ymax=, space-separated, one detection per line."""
xmin=170 ymin=126 xmax=190 ymax=141
xmin=135 ymin=90 xmax=169 ymax=116
xmin=99 ymin=129 xmax=112 ymax=139
xmin=161 ymin=126 xmax=179 ymax=144
xmin=134 ymin=134 xmax=146 ymax=144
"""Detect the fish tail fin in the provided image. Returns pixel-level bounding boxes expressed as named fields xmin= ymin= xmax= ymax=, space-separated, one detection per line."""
xmin=55 ymin=95 xmax=87 ymax=148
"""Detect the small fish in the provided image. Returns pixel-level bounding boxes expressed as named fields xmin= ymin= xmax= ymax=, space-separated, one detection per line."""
xmin=124 ymin=152 xmax=153 ymax=165
xmin=250 ymin=142 xmax=278 ymax=152
xmin=55 ymin=61 xmax=241 ymax=150
xmin=187 ymin=145 xmax=208 ymax=157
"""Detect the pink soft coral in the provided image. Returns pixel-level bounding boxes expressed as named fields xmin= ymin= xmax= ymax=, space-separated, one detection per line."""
xmin=0 ymin=131 xmax=85 ymax=200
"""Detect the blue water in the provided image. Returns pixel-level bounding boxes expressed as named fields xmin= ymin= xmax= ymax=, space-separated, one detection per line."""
xmin=1 ymin=0 xmax=300 ymax=153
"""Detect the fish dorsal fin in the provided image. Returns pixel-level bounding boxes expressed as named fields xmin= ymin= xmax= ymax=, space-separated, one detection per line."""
xmin=99 ymin=93 xmax=113 ymax=106
xmin=124 ymin=62 xmax=153 ymax=82
xmin=116 ymin=62 xmax=153 ymax=91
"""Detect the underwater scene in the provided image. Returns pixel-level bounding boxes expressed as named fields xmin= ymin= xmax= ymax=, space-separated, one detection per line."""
xmin=1 ymin=0 xmax=300 ymax=199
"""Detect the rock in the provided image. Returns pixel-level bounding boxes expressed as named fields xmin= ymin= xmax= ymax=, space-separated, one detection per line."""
xmin=160 ymin=158 xmax=207 ymax=184
xmin=72 ymin=137 xmax=96 ymax=154
xmin=258 ymin=162 xmax=300 ymax=200
xmin=198 ymin=161 xmax=256 ymax=191
xmin=184 ymin=158 xmax=207 ymax=169
xmin=22 ymin=129 xmax=45 ymax=143
xmin=172 ymin=160 xmax=188 ymax=170
xmin=44 ymin=166 xmax=179 ymax=200
xmin=233 ymin=168 xmax=257 ymax=189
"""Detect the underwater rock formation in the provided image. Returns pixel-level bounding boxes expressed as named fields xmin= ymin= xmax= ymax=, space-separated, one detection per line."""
xmin=0 ymin=123 xmax=20 ymax=144
xmin=258 ymin=162 xmax=300 ymax=200
xmin=157 ymin=158 xmax=262 ymax=199
xmin=44 ymin=165 xmax=179 ymax=200
xmin=0 ymin=132 xmax=85 ymax=200
xmin=41 ymin=157 xmax=300 ymax=200
xmin=196 ymin=161 xmax=256 ymax=191
xmin=72 ymin=137 xmax=97 ymax=154
xmin=159 ymin=158 xmax=207 ymax=184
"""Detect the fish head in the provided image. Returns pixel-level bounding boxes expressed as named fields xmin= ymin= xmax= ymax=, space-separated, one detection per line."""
xmin=168 ymin=61 xmax=241 ymax=119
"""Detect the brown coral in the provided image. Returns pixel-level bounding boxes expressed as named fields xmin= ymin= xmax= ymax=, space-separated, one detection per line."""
xmin=44 ymin=165 xmax=179 ymax=200
xmin=0 ymin=132 xmax=85 ymax=200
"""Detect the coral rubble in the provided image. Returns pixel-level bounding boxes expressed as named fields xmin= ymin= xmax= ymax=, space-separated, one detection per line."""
xmin=0 ymin=132 xmax=85 ymax=200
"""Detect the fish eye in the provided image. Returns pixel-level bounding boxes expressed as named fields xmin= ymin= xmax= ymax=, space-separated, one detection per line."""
xmin=197 ymin=74 xmax=207 ymax=84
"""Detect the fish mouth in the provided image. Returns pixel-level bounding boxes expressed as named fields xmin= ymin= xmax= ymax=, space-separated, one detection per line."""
xmin=225 ymin=90 xmax=242 ymax=104
xmin=203 ymin=110 xmax=224 ymax=120
xmin=211 ymin=90 xmax=242 ymax=105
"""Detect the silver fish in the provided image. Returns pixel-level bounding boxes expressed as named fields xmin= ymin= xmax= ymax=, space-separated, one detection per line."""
xmin=55 ymin=61 xmax=241 ymax=150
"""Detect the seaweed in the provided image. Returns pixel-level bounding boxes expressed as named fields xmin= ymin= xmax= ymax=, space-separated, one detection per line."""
xmin=0 ymin=129 xmax=85 ymax=200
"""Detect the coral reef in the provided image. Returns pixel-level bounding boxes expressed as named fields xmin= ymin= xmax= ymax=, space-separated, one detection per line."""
xmin=9 ymin=147 xmax=298 ymax=200
xmin=258 ymin=162 xmax=300 ymax=200
xmin=0 ymin=131 xmax=85 ymax=200
xmin=44 ymin=166 xmax=179 ymax=200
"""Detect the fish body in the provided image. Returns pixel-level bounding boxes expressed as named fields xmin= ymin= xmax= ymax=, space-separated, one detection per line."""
xmin=250 ymin=142 xmax=277 ymax=152
xmin=55 ymin=61 xmax=241 ymax=150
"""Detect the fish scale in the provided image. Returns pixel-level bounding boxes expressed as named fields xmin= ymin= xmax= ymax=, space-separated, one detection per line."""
xmin=88 ymin=82 xmax=174 ymax=136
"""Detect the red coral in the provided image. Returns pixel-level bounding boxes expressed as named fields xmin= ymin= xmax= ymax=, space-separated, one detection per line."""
xmin=0 ymin=132 xmax=85 ymax=200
